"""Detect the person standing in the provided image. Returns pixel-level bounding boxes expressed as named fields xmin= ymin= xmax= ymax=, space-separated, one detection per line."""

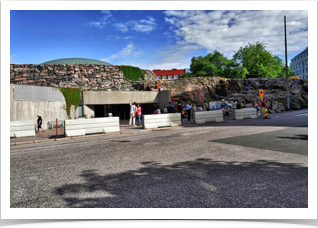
xmin=186 ymin=102 xmax=192 ymax=121
xmin=191 ymin=103 xmax=197 ymax=120
xmin=202 ymin=100 xmax=209 ymax=111
xmin=136 ymin=104 xmax=142 ymax=126
xmin=220 ymin=99 xmax=227 ymax=113
xmin=167 ymin=102 xmax=172 ymax=113
xmin=129 ymin=100 xmax=137 ymax=127
xmin=37 ymin=114 xmax=44 ymax=132
xmin=236 ymin=101 xmax=241 ymax=109
xmin=177 ymin=102 xmax=183 ymax=124
xmin=164 ymin=106 xmax=167 ymax=113
xmin=253 ymin=101 xmax=260 ymax=116
xmin=261 ymin=98 xmax=266 ymax=118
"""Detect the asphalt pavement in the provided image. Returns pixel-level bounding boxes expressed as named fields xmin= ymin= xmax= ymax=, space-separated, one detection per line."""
xmin=10 ymin=109 xmax=308 ymax=208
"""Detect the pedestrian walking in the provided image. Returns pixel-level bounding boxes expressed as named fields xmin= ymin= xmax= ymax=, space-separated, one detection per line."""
xmin=37 ymin=114 xmax=44 ymax=132
xmin=164 ymin=106 xmax=167 ymax=113
xmin=129 ymin=100 xmax=137 ymax=127
xmin=186 ymin=102 xmax=192 ymax=121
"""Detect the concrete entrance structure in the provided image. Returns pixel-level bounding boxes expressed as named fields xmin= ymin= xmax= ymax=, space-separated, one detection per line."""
xmin=82 ymin=90 xmax=171 ymax=118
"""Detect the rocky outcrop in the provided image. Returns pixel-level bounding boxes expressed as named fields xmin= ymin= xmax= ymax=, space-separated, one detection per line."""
xmin=159 ymin=77 xmax=308 ymax=111
xmin=10 ymin=63 xmax=308 ymax=111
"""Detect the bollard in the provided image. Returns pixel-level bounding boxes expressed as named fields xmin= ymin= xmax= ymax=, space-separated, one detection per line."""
xmin=56 ymin=118 xmax=58 ymax=137
xmin=265 ymin=108 xmax=268 ymax=118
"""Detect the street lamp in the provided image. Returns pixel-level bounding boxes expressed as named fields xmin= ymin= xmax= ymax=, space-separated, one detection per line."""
xmin=284 ymin=15 xmax=290 ymax=111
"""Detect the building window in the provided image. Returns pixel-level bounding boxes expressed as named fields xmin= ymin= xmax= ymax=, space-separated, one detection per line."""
xmin=162 ymin=76 xmax=166 ymax=80
xmin=168 ymin=75 xmax=172 ymax=80
xmin=303 ymin=69 xmax=304 ymax=73
xmin=157 ymin=76 xmax=161 ymax=80
xmin=174 ymin=75 xmax=178 ymax=79
xmin=306 ymin=68 xmax=308 ymax=73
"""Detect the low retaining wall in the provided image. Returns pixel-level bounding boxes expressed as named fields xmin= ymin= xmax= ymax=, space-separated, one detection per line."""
xmin=142 ymin=113 xmax=181 ymax=129
xmin=193 ymin=110 xmax=224 ymax=124
xmin=233 ymin=108 xmax=257 ymax=120
xmin=64 ymin=117 xmax=120 ymax=137
xmin=10 ymin=120 xmax=36 ymax=138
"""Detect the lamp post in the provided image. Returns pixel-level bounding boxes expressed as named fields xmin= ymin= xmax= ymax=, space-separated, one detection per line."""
xmin=284 ymin=15 xmax=290 ymax=111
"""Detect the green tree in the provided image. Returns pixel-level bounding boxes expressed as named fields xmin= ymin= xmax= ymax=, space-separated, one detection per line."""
xmin=232 ymin=41 xmax=284 ymax=78
xmin=189 ymin=51 xmax=241 ymax=78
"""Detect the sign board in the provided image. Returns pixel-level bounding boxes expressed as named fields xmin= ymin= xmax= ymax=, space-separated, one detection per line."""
xmin=173 ymin=97 xmax=180 ymax=101
xmin=259 ymin=90 xmax=264 ymax=100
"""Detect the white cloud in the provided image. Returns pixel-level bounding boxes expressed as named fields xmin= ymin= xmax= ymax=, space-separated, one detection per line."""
xmin=89 ymin=10 xmax=113 ymax=28
xmin=106 ymin=35 xmax=134 ymax=40
xmin=113 ymin=17 xmax=157 ymax=33
xmin=100 ymin=44 xmax=144 ymax=63
xmin=113 ymin=23 xmax=129 ymax=32
xmin=90 ymin=12 xmax=157 ymax=33
xmin=164 ymin=10 xmax=308 ymax=58
xmin=10 ymin=54 xmax=17 ymax=63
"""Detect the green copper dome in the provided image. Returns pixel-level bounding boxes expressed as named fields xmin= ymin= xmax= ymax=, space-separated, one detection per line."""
xmin=40 ymin=58 xmax=112 ymax=65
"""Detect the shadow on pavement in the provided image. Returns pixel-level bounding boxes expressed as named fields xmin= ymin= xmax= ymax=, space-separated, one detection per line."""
xmin=54 ymin=158 xmax=307 ymax=208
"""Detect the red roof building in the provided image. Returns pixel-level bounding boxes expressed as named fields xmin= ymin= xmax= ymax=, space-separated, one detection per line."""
xmin=152 ymin=69 xmax=185 ymax=80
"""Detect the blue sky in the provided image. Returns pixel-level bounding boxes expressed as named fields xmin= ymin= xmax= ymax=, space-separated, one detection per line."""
xmin=10 ymin=10 xmax=308 ymax=70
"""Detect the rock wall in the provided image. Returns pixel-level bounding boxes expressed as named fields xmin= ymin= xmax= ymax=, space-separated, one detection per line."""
xmin=10 ymin=64 xmax=308 ymax=111
xmin=10 ymin=64 xmax=157 ymax=91
xmin=158 ymin=77 xmax=308 ymax=111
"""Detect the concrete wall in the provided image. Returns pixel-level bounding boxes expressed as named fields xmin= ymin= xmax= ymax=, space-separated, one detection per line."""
xmin=83 ymin=91 xmax=162 ymax=105
xmin=10 ymin=84 xmax=77 ymax=129
xmin=159 ymin=90 xmax=171 ymax=109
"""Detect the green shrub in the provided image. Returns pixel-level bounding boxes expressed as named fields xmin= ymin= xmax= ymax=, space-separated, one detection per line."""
xmin=119 ymin=65 xmax=144 ymax=81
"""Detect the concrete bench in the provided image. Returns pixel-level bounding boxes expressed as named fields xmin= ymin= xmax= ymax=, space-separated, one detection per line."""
xmin=64 ymin=117 xmax=120 ymax=137
xmin=193 ymin=110 xmax=223 ymax=124
xmin=142 ymin=113 xmax=181 ymax=129
xmin=48 ymin=120 xmax=65 ymax=129
xmin=10 ymin=120 xmax=36 ymax=138
xmin=233 ymin=108 xmax=257 ymax=120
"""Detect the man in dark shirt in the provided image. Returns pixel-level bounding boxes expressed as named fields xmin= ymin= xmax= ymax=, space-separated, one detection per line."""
xmin=37 ymin=114 xmax=44 ymax=132
xmin=261 ymin=99 xmax=266 ymax=118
